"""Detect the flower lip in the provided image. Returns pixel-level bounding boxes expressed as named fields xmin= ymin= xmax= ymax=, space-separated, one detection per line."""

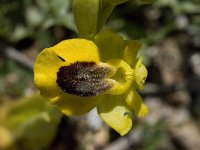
xmin=56 ymin=61 xmax=113 ymax=97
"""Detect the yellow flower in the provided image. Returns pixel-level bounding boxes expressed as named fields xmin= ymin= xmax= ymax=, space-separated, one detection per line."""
xmin=34 ymin=30 xmax=148 ymax=136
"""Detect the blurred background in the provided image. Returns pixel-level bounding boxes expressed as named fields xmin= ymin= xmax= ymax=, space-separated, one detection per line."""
xmin=0 ymin=0 xmax=200 ymax=150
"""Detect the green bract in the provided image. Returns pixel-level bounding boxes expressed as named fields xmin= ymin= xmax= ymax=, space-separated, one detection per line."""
xmin=72 ymin=0 xmax=99 ymax=39
xmin=72 ymin=0 xmax=128 ymax=39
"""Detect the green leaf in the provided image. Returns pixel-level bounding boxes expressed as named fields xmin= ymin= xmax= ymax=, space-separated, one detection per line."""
xmin=3 ymin=94 xmax=62 ymax=150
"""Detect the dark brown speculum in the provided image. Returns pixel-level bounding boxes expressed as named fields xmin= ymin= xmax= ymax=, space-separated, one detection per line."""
xmin=56 ymin=61 xmax=112 ymax=97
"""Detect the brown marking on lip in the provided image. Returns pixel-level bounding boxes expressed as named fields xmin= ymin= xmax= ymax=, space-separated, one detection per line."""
xmin=56 ymin=61 xmax=112 ymax=97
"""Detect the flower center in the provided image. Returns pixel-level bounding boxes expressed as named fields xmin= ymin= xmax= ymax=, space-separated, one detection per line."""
xmin=56 ymin=61 xmax=113 ymax=97
xmin=106 ymin=59 xmax=134 ymax=95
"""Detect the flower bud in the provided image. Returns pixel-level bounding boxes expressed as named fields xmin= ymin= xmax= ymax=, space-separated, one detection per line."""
xmin=72 ymin=0 xmax=99 ymax=39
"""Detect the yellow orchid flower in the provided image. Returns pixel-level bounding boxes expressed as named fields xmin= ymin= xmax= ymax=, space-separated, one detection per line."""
xmin=34 ymin=30 xmax=148 ymax=136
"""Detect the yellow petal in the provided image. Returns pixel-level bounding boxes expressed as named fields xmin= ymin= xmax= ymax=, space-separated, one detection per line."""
xmin=50 ymin=93 xmax=102 ymax=116
xmin=51 ymin=39 xmax=100 ymax=64
xmin=97 ymin=95 xmax=132 ymax=136
xmin=34 ymin=39 xmax=100 ymax=98
xmin=34 ymin=48 xmax=63 ymax=98
xmin=125 ymin=89 xmax=148 ymax=117
xmin=134 ymin=58 xmax=148 ymax=90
